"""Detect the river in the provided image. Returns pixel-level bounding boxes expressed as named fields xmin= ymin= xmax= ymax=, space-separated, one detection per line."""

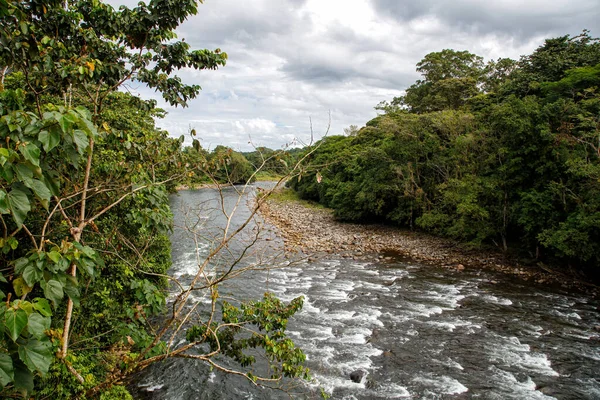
xmin=131 ymin=184 xmax=600 ymax=400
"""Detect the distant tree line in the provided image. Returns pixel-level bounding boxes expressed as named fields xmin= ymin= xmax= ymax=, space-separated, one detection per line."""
xmin=290 ymin=31 xmax=600 ymax=278
xmin=183 ymin=144 xmax=303 ymax=185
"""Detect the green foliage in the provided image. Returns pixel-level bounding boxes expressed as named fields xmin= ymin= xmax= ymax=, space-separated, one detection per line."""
xmin=187 ymin=293 xmax=309 ymax=380
xmin=99 ymin=385 xmax=133 ymax=400
xmin=0 ymin=1 xmax=310 ymax=397
xmin=294 ymin=31 xmax=600 ymax=275
xmin=209 ymin=146 xmax=255 ymax=184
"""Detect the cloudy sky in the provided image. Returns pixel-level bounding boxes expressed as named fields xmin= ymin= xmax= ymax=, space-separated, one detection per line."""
xmin=106 ymin=0 xmax=598 ymax=151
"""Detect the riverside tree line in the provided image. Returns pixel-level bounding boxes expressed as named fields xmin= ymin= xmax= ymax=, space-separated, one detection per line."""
xmin=291 ymin=31 xmax=600 ymax=278
xmin=0 ymin=1 xmax=307 ymax=398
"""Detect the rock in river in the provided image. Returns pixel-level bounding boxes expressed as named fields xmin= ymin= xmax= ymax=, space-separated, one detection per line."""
xmin=350 ymin=369 xmax=367 ymax=383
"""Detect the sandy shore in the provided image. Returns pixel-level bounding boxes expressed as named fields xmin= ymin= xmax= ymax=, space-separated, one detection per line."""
xmin=259 ymin=193 xmax=597 ymax=294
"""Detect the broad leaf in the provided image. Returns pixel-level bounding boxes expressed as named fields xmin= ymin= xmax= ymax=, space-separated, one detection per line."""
xmin=6 ymin=188 xmax=31 ymax=228
xmin=14 ymin=257 xmax=29 ymax=274
xmin=13 ymin=277 xmax=32 ymax=298
xmin=28 ymin=179 xmax=51 ymax=209
xmin=27 ymin=313 xmax=51 ymax=339
xmin=13 ymin=361 xmax=34 ymax=394
xmin=38 ymin=128 xmax=60 ymax=152
xmin=0 ymin=353 xmax=14 ymax=387
xmin=0 ymin=190 xmax=7 ymax=213
xmin=32 ymin=298 xmax=52 ymax=317
xmin=18 ymin=339 xmax=52 ymax=374
xmin=22 ymin=264 xmax=43 ymax=286
xmin=41 ymin=173 xmax=60 ymax=196
xmin=15 ymin=164 xmax=34 ymax=186
xmin=77 ymin=257 xmax=96 ymax=278
xmin=5 ymin=308 xmax=28 ymax=341
xmin=63 ymin=277 xmax=80 ymax=306
xmin=47 ymin=251 xmax=61 ymax=263
xmin=43 ymin=279 xmax=64 ymax=306
xmin=18 ymin=143 xmax=40 ymax=167
xmin=72 ymin=129 xmax=89 ymax=155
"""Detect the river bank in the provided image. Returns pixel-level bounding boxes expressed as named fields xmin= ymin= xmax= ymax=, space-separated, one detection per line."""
xmin=259 ymin=189 xmax=598 ymax=295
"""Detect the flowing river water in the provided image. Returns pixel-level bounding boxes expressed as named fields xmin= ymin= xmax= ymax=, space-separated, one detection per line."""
xmin=131 ymin=184 xmax=600 ymax=399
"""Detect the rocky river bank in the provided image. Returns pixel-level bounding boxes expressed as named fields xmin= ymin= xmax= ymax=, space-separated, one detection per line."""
xmin=258 ymin=191 xmax=598 ymax=296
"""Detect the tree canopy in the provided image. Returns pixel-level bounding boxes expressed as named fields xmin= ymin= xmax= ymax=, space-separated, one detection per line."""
xmin=292 ymin=31 xmax=600 ymax=277
xmin=0 ymin=1 xmax=308 ymax=398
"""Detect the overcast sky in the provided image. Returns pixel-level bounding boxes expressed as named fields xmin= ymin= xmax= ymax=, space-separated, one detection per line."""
xmin=106 ymin=0 xmax=599 ymax=151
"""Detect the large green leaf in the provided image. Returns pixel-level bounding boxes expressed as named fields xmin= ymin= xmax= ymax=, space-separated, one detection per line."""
xmin=0 ymin=353 xmax=14 ymax=387
xmin=15 ymin=163 xmax=34 ymax=186
xmin=22 ymin=264 xmax=43 ymax=287
xmin=63 ymin=277 xmax=80 ymax=306
xmin=19 ymin=339 xmax=53 ymax=374
xmin=18 ymin=339 xmax=52 ymax=374
xmin=27 ymin=313 xmax=51 ymax=339
xmin=73 ymin=129 xmax=89 ymax=155
xmin=5 ymin=308 xmax=28 ymax=342
xmin=13 ymin=361 xmax=34 ymax=394
xmin=18 ymin=143 xmax=40 ymax=167
xmin=0 ymin=190 xmax=7 ymax=213
xmin=77 ymin=257 xmax=96 ymax=278
xmin=43 ymin=279 xmax=64 ymax=306
xmin=47 ymin=250 xmax=61 ymax=263
xmin=28 ymin=179 xmax=51 ymax=209
xmin=38 ymin=128 xmax=60 ymax=152
xmin=13 ymin=277 xmax=32 ymax=298
xmin=6 ymin=188 xmax=31 ymax=228
xmin=13 ymin=257 xmax=29 ymax=274
xmin=32 ymin=298 xmax=52 ymax=317
xmin=41 ymin=173 xmax=60 ymax=196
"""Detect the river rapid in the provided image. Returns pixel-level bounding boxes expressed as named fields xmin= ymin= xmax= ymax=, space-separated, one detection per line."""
xmin=131 ymin=184 xmax=600 ymax=400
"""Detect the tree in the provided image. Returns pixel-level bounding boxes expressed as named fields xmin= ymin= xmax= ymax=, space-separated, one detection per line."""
xmin=398 ymin=49 xmax=484 ymax=113
xmin=0 ymin=1 xmax=310 ymax=398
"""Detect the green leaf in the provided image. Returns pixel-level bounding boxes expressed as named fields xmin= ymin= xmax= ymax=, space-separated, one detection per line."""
xmin=27 ymin=313 xmax=51 ymax=339
xmin=18 ymin=339 xmax=52 ymax=375
xmin=41 ymin=173 xmax=60 ymax=197
xmin=13 ymin=277 xmax=32 ymax=298
xmin=63 ymin=277 xmax=80 ymax=306
xmin=14 ymin=257 xmax=29 ymax=274
xmin=6 ymin=188 xmax=31 ymax=228
xmin=72 ymin=129 xmax=89 ymax=155
xmin=0 ymin=190 xmax=7 ymax=213
xmin=0 ymin=353 xmax=14 ymax=387
xmin=32 ymin=298 xmax=52 ymax=317
xmin=13 ymin=361 xmax=34 ymax=394
xmin=15 ymin=163 xmax=34 ymax=186
xmin=28 ymin=179 xmax=51 ymax=208
xmin=22 ymin=264 xmax=43 ymax=286
xmin=58 ymin=113 xmax=75 ymax=133
xmin=43 ymin=279 xmax=64 ymax=306
xmin=77 ymin=257 xmax=96 ymax=278
xmin=18 ymin=143 xmax=40 ymax=167
xmin=38 ymin=129 xmax=60 ymax=152
xmin=5 ymin=308 xmax=28 ymax=341
xmin=47 ymin=251 xmax=61 ymax=263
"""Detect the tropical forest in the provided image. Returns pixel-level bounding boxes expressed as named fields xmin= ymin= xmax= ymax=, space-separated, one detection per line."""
xmin=0 ymin=0 xmax=599 ymax=399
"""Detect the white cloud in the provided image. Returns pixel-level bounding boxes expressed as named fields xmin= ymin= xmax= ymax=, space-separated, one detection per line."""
xmin=106 ymin=0 xmax=598 ymax=151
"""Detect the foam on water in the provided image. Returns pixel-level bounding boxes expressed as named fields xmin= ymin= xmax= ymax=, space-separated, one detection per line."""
xmin=412 ymin=374 xmax=468 ymax=395
xmin=370 ymin=382 xmax=411 ymax=398
xmin=482 ymin=294 xmax=514 ymax=306
xmin=172 ymin=251 xmax=202 ymax=278
xmin=487 ymin=335 xmax=559 ymax=377
xmin=426 ymin=318 xmax=483 ymax=333
xmin=485 ymin=366 xmax=557 ymax=400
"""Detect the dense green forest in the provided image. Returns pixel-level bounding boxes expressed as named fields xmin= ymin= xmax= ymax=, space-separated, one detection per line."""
xmin=291 ymin=31 xmax=600 ymax=277
xmin=0 ymin=1 xmax=306 ymax=398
